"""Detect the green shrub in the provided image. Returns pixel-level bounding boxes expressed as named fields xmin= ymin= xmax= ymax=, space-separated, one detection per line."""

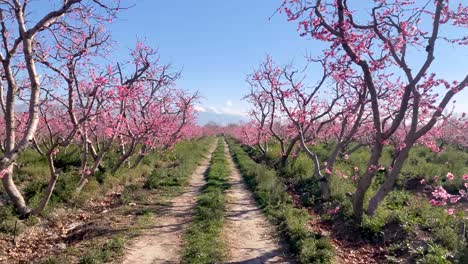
xmin=23 ymin=179 xmax=48 ymax=202
xmin=458 ymin=246 xmax=468 ymax=264
xmin=433 ymin=226 xmax=459 ymax=251
xmin=55 ymin=149 xmax=82 ymax=172
xmin=361 ymin=212 xmax=388 ymax=235
xmin=418 ymin=243 xmax=451 ymax=264
xmin=22 ymin=171 xmax=80 ymax=208
xmin=298 ymin=237 xmax=334 ymax=264
xmin=0 ymin=205 xmax=23 ymax=234
xmin=121 ymin=184 xmax=140 ymax=204
xmin=384 ymin=191 xmax=411 ymax=210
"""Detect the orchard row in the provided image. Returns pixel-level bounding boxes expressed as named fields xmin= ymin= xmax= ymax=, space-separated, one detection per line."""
xmin=226 ymin=0 xmax=467 ymax=222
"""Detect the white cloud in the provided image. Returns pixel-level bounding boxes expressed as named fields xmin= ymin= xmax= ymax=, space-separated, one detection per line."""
xmin=196 ymin=99 xmax=249 ymax=118
xmin=219 ymin=107 xmax=248 ymax=117
xmin=206 ymin=106 xmax=222 ymax=114
xmin=194 ymin=105 xmax=206 ymax=112
xmin=197 ymin=105 xmax=248 ymax=117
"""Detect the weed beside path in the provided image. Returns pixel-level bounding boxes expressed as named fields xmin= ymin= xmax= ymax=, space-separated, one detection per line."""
xmin=226 ymin=138 xmax=334 ymax=264
xmin=223 ymin=139 xmax=291 ymax=263
xmin=182 ymin=139 xmax=231 ymax=264
xmin=10 ymin=137 xmax=217 ymax=264
xmin=121 ymin=138 xmax=218 ymax=264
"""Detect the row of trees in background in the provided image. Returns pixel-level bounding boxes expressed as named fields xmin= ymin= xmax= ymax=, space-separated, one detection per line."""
xmin=228 ymin=0 xmax=467 ymax=222
xmin=0 ymin=0 xmax=200 ymax=217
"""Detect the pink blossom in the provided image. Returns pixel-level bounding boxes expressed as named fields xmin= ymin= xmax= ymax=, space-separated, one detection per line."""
xmin=450 ymin=197 xmax=460 ymax=204
xmin=0 ymin=169 xmax=7 ymax=179
xmin=430 ymin=185 xmax=463 ymax=207
xmin=325 ymin=168 xmax=332 ymax=175
xmin=327 ymin=206 xmax=340 ymax=215
xmin=446 ymin=209 xmax=455 ymax=215
xmin=459 ymin=190 xmax=467 ymax=198
xmin=463 ymin=174 xmax=468 ymax=181
xmin=51 ymin=148 xmax=60 ymax=156
xmin=420 ymin=179 xmax=425 ymax=184
xmin=446 ymin=172 xmax=455 ymax=181
xmin=430 ymin=199 xmax=442 ymax=206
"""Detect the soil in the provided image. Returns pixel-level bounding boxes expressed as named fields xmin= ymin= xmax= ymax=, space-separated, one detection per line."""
xmin=121 ymin=140 xmax=217 ymax=264
xmin=222 ymin=142 xmax=291 ymax=264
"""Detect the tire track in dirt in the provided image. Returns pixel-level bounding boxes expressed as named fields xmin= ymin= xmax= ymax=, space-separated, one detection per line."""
xmin=223 ymin=141 xmax=291 ymax=264
xmin=121 ymin=139 xmax=218 ymax=264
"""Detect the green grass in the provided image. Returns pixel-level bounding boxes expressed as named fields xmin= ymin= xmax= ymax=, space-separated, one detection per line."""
xmin=35 ymin=237 xmax=125 ymax=264
xmin=78 ymin=236 xmax=125 ymax=264
xmin=226 ymin=138 xmax=334 ymax=264
xmin=2 ymin=137 xmax=216 ymax=264
xmin=182 ymin=139 xmax=230 ymax=264
xmin=240 ymin=139 xmax=468 ymax=263
xmin=144 ymin=137 xmax=214 ymax=195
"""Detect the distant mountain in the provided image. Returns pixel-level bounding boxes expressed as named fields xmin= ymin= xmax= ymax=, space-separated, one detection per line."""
xmin=0 ymin=104 xmax=247 ymax=126
xmin=196 ymin=111 xmax=248 ymax=126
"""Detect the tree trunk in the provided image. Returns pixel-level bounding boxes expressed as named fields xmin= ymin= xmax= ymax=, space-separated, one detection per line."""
xmin=133 ymin=153 xmax=145 ymax=168
xmin=32 ymin=152 xmax=59 ymax=215
xmin=112 ymin=153 xmax=132 ymax=174
xmin=112 ymin=140 xmax=137 ymax=174
xmin=277 ymin=136 xmax=299 ymax=168
xmin=299 ymin=133 xmax=330 ymax=199
xmin=345 ymin=143 xmax=366 ymax=156
xmin=88 ymin=142 xmax=99 ymax=160
xmin=75 ymin=137 xmax=117 ymax=193
xmin=257 ymin=143 xmax=266 ymax=156
xmin=352 ymin=142 xmax=383 ymax=223
xmin=79 ymin=137 xmax=89 ymax=182
xmin=32 ymin=137 xmax=45 ymax=156
xmin=325 ymin=141 xmax=343 ymax=171
xmin=0 ymin=141 xmax=5 ymax=152
xmin=132 ymin=145 xmax=148 ymax=168
xmin=367 ymin=145 xmax=411 ymax=215
xmin=76 ymin=144 xmax=109 ymax=193
xmin=1 ymin=165 xmax=30 ymax=216
xmin=291 ymin=145 xmax=302 ymax=165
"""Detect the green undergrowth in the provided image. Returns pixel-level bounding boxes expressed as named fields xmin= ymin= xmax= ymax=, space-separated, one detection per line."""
xmin=144 ymin=137 xmax=214 ymax=196
xmin=226 ymin=138 xmax=333 ymax=264
xmin=262 ymin=142 xmax=468 ymax=192
xmin=241 ymin=140 xmax=468 ymax=264
xmin=182 ymin=139 xmax=230 ymax=264
xmin=36 ymin=236 xmax=125 ymax=264
xmin=78 ymin=236 xmax=125 ymax=264
xmin=3 ymin=137 xmax=215 ymax=264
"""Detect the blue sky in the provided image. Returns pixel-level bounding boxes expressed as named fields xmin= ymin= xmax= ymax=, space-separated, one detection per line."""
xmin=108 ymin=0 xmax=313 ymax=118
xmin=107 ymin=0 xmax=467 ymax=119
xmin=34 ymin=1 xmax=468 ymax=122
